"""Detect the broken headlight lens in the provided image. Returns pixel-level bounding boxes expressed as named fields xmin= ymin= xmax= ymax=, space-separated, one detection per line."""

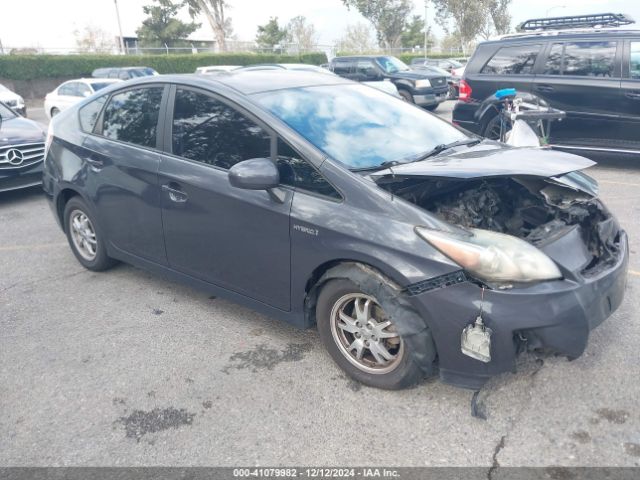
xmin=415 ymin=227 xmax=562 ymax=283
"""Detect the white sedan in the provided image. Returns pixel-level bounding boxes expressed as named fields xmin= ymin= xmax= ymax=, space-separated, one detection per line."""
xmin=0 ymin=84 xmax=26 ymax=116
xmin=44 ymin=78 xmax=121 ymax=119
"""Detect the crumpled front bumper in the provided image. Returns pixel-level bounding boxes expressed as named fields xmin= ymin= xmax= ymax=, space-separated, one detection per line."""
xmin=407 ymin=231 xmax=629 ymax=390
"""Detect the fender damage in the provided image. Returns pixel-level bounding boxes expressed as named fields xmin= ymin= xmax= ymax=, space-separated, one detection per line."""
xmin=371 ymin=146 xmax=628 ymax=389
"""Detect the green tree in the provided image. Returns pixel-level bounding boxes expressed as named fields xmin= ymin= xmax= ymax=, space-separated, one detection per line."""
xmin=342 ymin=0 xmax=412 ymax=49
xmin=255 ymin=17 xmax=288 ymax=50
xmin=400 ymin=14 xmax=435 ymax=49
xmin=136 ymin=0 xmax=200 ymax=48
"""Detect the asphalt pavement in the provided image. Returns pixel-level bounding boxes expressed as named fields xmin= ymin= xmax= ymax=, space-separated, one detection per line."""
xmin=1 ymin=100 xmax=639 ymax=468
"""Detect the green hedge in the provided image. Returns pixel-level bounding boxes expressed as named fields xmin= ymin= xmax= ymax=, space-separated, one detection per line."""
xmin=0 ymin=52 xmax=328 ymax=81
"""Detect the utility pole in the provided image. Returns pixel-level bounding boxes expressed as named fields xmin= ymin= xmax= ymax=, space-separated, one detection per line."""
xmin=424 ymin=0 xmax=428 ymax=58
xmin=114 ymin=0 xmax=126 ymax=54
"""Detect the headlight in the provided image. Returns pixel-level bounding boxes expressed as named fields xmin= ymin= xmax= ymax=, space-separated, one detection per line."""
xmin=16 ymin=96 xmax=25 ymax=107
xmin=415 ymin=226 xmax=562 ymax=283
xmin=415 ymin=79 xmax=431 ymax=89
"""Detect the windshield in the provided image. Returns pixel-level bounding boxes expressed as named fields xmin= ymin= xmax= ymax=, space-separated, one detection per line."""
xmin=0 ymin=102 xmax=17 ymax=120
xmin=90 ymin=82 xmax=113 ymax=91
xmin=255 ymin=84 xmax=467 ymax=169
xmin=376 ymin=57 xmax=410 ymax=74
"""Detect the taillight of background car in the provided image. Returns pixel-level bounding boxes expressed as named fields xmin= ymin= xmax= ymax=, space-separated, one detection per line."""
xmin=458 ymin=79 xmax=472 ymax=102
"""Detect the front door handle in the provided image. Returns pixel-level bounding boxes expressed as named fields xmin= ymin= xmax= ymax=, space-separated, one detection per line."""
xmin=85 ymin=155 xmax=104 ymax=170
xmin=162 ymin=184 xmax=188 ymax=203
xmin=625 ymin=91 xmax=640 ymax=100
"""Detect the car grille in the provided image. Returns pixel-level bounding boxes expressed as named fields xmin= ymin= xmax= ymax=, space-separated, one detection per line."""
xmin=432 ymin=77 xmax=447 ymax=87
xmin=0 ymin=142 xmax=45 ymax=168
xmin=4 ymin=99 xmax=18 ymax=107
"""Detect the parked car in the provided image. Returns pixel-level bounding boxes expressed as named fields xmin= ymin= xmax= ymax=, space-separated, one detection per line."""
xmin=92 ymin=67 xmax=159 ymax=80
xmin=452 ymin=13 xmax=640 ymax=153
xmin=0 ymin=101 xmax=46 ymax=192
xmin=195 ymin=65 xmax=241 ymax=74
xmin=43 ymin=71 xmax=628 ymax=390
xmin=412 ymin=64 xmax=460 ymax=99
xmin=411 ymin=57 xmax=464 ymax=74
xmin=44 ymin=78 xmax=121 ymax=118
xmin=237 ymin=63 xmax=401 ymax=97
xmin=0 ymin=84 xmax=26 ymax=116
xmin=329 ymin=55 xmax=448 ymax=110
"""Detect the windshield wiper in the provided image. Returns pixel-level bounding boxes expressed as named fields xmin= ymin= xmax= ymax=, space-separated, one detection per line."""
xmin=351 ymin=160 xmax=401 ymax=173
xmin=407 ymin=138 xmax=482 ymax=163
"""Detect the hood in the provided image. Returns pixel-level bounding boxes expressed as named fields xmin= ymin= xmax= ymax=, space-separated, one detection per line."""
xmin=390 ymin=70 xmax=442 ymax=80
xmin=0 ymin=91 xmax=20 ymax=102
xmin=0 ymin=116 xmax=46 ymax=145
xmin=371 ymin=143 xmax=595 ymax=180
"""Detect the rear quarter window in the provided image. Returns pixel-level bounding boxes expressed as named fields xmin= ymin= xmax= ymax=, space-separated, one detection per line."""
xmin=481 ymin=44 xmax=541 ymax=74
xmin=79 ymin=95 xmax=108 ymax=133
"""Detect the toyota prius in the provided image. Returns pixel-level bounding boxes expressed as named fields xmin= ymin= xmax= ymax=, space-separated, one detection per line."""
xmin=42 ymin=71 xmax=628 ymax=390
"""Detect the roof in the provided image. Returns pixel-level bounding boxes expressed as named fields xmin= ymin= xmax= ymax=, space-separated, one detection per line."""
xmin=487 ymin=27 xmax=640 ymax=44
xmin=157 ymin=70 xmax=352 ymax=95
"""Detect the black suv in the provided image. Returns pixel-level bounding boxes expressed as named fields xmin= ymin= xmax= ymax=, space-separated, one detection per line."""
xmin=329 ymin=55 xmax=449 ymax=110
xmin=452 ymin=13 xmax=640 ymax=154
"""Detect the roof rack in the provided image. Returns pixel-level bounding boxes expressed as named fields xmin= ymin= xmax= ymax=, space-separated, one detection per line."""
xmin=517 ymin=13 xmax=635 ymax=32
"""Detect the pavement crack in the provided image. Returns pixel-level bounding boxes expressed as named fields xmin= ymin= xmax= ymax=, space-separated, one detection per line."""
xmin=487 ymin=435 xmax=506 ymax=480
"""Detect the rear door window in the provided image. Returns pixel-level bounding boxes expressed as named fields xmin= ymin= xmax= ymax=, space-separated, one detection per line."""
xmin=543 ymin=41 xmax=617 ymax=77
xmin=332 ymin=60 xmax=353 ymax=75
xmin=630 ymin=42 xmax=640 ymax=79
xmin=101 ymin=86 xmax=164 ymax=148
xmin=482 ymin=44 xmax=541 ymax=74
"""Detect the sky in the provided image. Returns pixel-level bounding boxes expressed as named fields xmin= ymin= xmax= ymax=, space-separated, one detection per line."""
xmin=1 ymin=0 xmax=639 ymax=51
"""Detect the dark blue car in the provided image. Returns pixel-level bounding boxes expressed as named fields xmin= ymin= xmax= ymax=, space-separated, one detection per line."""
xmin=42 ymin=71 xmax=628 ymax=390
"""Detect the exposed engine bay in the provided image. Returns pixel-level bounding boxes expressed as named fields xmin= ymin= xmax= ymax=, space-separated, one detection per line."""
xmin=378 ymin=174 xmax=621 ymax=276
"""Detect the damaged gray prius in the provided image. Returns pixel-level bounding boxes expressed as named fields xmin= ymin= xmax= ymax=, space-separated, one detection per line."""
xmin=43 ymin=71 xmax=629 ymax=390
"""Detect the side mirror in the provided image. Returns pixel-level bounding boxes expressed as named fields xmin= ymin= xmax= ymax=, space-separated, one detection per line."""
xmin=228 ymin=158 xmax=280 ymax=191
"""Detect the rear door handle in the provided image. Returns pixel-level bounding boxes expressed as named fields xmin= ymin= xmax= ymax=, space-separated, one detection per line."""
xmin=535 ymin=85 xmax=555 ymax=93
xmin=625 ymin=91 xmax=640 ymax=100
xmin=162 ymin=184 xmax=188 ymax=203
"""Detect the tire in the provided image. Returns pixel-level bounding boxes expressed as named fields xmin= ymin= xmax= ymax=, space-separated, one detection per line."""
xmin=448 ymin=84 xmax=458 ymax=100
xmin=63 ymin=197 xmax=116 ymax=271
xmin=51 ymin=107 xmax=60 ymax=117
xmin=483 ymin=113 xmax=510 ymax=141
xmin=425 ymin=104 xmax=439 ymax=111
xmin=398 ymin=89 xmax=414 ymax=103
xmin=316 ymin=278 xmax=423 ymax=390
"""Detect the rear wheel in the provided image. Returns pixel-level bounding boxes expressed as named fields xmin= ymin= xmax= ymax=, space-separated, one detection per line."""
xmin=425 ymin=104 xmax=439 ymax=111
xmin=483 ymin=114 xmax=511 ymax=141
xmin=316 ymin=279 xmax=422 ymax=390
xmin=63 ymin=197 xmax=116 ymax=271
xmin=51 ymin=107 xmax=60 ymax=117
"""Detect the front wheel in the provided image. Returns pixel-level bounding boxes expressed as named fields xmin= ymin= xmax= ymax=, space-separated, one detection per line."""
xmin=51 ymin=107 xmax=60 ymax=117
xmin=316 ymin=279 xmax=422 ymax=390
xmin=398 ymin=89 xmax=414 ymax=103
xmin=424 ymin=104 xmax=439 ymax=111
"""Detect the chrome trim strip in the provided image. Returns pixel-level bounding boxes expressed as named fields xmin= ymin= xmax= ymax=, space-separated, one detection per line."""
xmin=550 ymin=144 xmax=640 ymax=154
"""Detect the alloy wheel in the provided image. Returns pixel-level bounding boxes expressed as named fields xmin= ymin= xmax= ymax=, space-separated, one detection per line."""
xmin=330 ymin=293 xmax=404 ymax=374
xmin=69 ymin=209 xmax=97 ymax=261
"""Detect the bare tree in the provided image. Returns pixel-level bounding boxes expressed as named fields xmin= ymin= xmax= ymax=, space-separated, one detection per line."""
xmin=336 ymin=22 xmax=377 ymax=53
xmin=433 ymin=0 xmax=511 ymax=48
xmin=73 ymin=25 xmax=116 ymax=53
xmin=286 ymin=16 xmax=318 ymax=51
xmin=187 ymin=0 xmax=232 ymax=51
xmin=342 ymin=0 xmax=412 ymax=49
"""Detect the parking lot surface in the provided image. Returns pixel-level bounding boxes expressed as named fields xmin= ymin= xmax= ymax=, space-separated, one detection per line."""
xmin=1 ymin=101 xmax=640 ymax=468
